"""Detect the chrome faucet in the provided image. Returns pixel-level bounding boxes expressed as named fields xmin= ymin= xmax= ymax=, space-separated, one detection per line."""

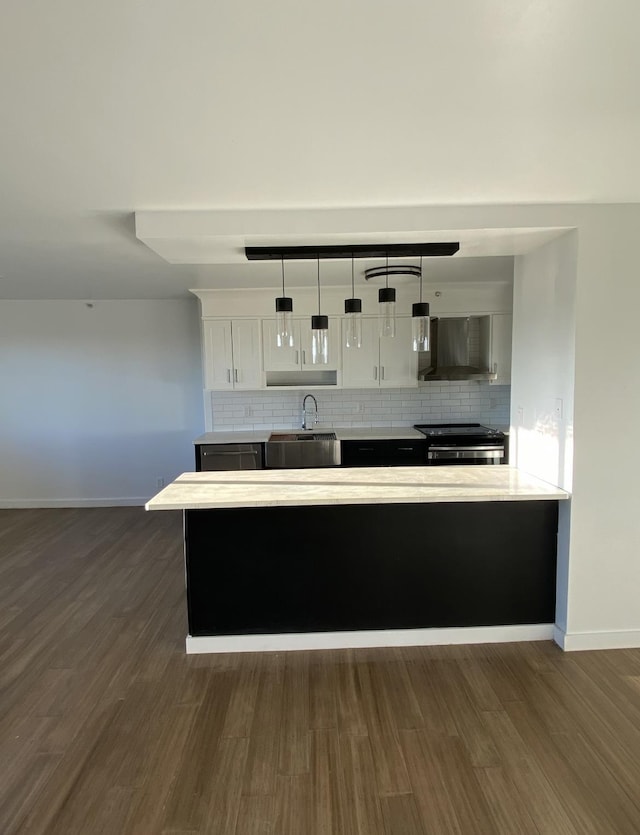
xmin=302 ymin=394 xmax=318 ymax=430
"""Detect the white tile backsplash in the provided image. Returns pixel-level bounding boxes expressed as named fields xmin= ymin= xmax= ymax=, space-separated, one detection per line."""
xmin=210 ymin=383 xmax=510 ymax=430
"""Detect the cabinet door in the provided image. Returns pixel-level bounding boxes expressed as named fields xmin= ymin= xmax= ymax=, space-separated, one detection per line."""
xmin=490 ymin=314 xmax=512 ymax=385
xmin=300 ymin=317 xmax=341 ymax=371
xmin=379 ymin=316 xmax=418 ymax=388
xmin=341 ymin=439 xmax=426 ymax=466
xmin=341 ymin=317 xmax=380 ymax=388
xmin=231 ymin=320 xmax=263 ymax=389
xmin=203 ymin=320 xmax=234 ymax=390
xmin=262 ymin=319 xmax=301 ymax=371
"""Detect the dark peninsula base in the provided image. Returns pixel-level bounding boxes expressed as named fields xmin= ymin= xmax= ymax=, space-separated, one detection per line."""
xmin=185 ymin=500 xmax=558 ymax=637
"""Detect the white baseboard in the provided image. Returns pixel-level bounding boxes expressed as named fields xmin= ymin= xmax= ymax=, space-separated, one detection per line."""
xmin=186 ymin=623 xmax=555 ymax=655
xmin=0 ymin=497 xmax=147 ymax=508
xmin=554 ymin=626 xmax=640 ymax=651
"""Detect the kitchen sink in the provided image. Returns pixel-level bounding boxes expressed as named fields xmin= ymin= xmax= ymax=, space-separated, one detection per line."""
xmin=269 ymin=432 xmax=337 ymax=442
xmin=265 ymin=432 xmax=340 ymax=468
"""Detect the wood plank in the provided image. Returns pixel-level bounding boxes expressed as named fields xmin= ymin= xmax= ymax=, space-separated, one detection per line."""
xmin=356 ymin=662 xmax=412 ymax=796
xmin=310 ymin=729 xmax=350 ymax=835
xmin=277 ymin=653 xmax=310 ymax=776
xmin=339 ymin=735 xmax=385 ymax=835
xmin=380 ymin=795 xmax=427 ymax=835
xmin=242 ymin=662 xmax=285 ymax=796
xmin=309 ymin=655 xmax=338 ymax=730
xmin=399 ymin=729 xmax=494 ymax=834
xmin=335 ymin=654 xmax=368 ymax=736
xmin=234 ymin=796 xmax=276 ymax=835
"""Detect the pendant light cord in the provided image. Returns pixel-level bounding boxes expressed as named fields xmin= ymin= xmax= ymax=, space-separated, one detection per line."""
xmin=317 ymin=256 xmax=321 ymax=315
xmin=281 ymin=257 xmax=285 ymax=296
xmin=351 ymin=253 xmax=355 ymax=298
xmin=385 ymin=252 xmax=389 ymax=289
xmin=420 ymin=254 xmax=423 ymax=303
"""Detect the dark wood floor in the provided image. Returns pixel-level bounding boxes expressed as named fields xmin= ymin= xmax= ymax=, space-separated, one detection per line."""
xmin=2 ymin=509 xmax=640 ymax=834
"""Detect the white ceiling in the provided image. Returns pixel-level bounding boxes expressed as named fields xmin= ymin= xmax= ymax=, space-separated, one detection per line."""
xmin=1 ymin=1 xmax=639 ymax=299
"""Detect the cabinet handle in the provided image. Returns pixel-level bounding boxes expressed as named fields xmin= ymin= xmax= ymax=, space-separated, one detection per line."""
xmin=234 ymin=369 xmax=239 ymax=383
xmin=381 ymin=366 xmax=385 ymax=380
xmin=398 ymin=447 xmax=414 ymax=451
xmin=226 ymin=369 xmax=231 ymax=383
xmin=302 ymin=350 xmax=306 ymax=364
xmin=295 ymin=350 xmax=299 ymax=365
xmin=373 ymin=366 xmax=378 ymax=380
xmin=358 ymin=447 xmax=375 ymax=452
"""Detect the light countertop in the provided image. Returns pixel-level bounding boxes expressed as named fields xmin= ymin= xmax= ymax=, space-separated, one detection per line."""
xmin=194 ymin=427 xmax=427 ymax=444
xmin=146 ymin=466 xmax=569 ymax=511
xmin=194 ymin=430 xmax=271 ymax=444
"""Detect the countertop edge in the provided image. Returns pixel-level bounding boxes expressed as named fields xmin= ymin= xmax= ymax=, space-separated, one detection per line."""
xmin=146 ymin=492 xmax=568 ymax=511
xmin=145 ymin=466 xmax=570 ymax=511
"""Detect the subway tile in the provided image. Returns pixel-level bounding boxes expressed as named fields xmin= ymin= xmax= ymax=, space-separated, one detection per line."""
xmin=211 ymin=382 xmax=510 ymax=430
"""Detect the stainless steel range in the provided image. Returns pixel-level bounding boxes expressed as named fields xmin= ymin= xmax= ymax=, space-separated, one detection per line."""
xmin=413 ymin=423 xmax=507 ymax=465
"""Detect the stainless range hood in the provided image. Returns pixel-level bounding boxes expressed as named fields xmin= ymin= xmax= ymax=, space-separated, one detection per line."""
xmin=418 ymin=316 xmax=497 ymax=381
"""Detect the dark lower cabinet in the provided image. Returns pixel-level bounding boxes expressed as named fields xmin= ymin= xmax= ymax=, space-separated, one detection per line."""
xmin=184 ymin=500 xmax=558 ymax=637
xmin=341 ymin=439 xmax=426 ymax=467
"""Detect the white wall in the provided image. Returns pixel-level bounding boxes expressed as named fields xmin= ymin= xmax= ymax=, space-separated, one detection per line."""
xmin=511 ymin=232 xmax=577 ymax=633
xmin=511 ymin=232 xmax=577 ymax=490
xmin=564 ymin=209 xmax=640 ymax=644
xmin=0 ymin=300 xmax=203 ymax=506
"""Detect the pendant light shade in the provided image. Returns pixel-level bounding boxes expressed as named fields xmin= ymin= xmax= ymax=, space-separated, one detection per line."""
xmin=275 ymin=257 xmax=294 ymax=348
xmin=311 ymin=314 xmax=329 ymax=364
xmin=344 ymin=255 xmax=362 ymax=348
xmin=379 ymin=254 xmax=396 ymax=338
xmin=412 ymin=256 xmax=430 ymax=351
xmin=311 ymin=258 xmax=329 ymax=364
xmin=379 ymin=287 xmax=396 ymax=338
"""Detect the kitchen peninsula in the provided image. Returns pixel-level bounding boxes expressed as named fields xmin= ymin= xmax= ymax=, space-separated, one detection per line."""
xmin=146 ymin=467 xmax=568 ymax=654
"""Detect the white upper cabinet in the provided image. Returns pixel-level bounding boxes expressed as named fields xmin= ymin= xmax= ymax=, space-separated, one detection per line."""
xmin=203 ymin=320 xmax=234 ymax=390
xmin=379 ymin=316 xmax=418 ymax=388
xmin=489 ymin=313 xmax=513 ymax=386
xmin=203 ymin=319 xmax=263 ymax=390
xmin=341 ymin=317 xmax=379 ymax=387
xmin=299 ymin=318 xmax=340 ymax=371
xmin=262 ymin=319 xmax=300 ymax=372
xmin=263 ymin=318 xmax=340 ymax=373
xmin=341 ymin=316 xmax=418 ymax=389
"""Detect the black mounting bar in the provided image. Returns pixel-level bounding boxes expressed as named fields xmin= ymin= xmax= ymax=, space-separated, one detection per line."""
xmin=245 ymin=242 xmax=460 ymax=261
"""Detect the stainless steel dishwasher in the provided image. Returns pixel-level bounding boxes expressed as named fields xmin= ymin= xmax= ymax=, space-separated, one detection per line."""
xmin=196 ymin=443 xmax=264 ymax=471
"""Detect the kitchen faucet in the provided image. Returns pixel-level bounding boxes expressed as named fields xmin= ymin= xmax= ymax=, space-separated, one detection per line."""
xmin=302 ymin=394 xmax=318 ymax=430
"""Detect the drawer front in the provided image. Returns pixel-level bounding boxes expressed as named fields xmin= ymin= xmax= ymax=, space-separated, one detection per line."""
xmin=341 ymin=440 xmax=426 ymax=467
xmin=196 ymin=443 xmax=264 ymax=471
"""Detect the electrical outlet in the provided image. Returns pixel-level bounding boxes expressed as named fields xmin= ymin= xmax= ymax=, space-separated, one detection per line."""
xmin=554 ymin=398 xmax=563 ymax=420
xmin=156 ymin=477 xmax=165 ymax=489
xmin=516 ymin=405 xmax=524 ymax=424
xmin=244 ymin=405 xmax=252 ymax=417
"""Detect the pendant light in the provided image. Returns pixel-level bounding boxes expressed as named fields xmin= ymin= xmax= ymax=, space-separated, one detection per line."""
xmin=311 ymin=257 xmax=329 ymax=364
xmin=379 ymin=252 xmax=396 ymax=338
xmin=344 ymin=253 xmax=362 ymax=348
xmin=412 ymin=255 xmax=430 ymax=351
xmin=275 ymin=257 xmax=294 ymax=348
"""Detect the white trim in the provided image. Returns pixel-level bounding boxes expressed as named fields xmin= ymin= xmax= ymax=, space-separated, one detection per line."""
xmin=185 ymin=624 xmax=554 ymax=655
xmin=0 ymin=497 xmax=147 ymax=508
xmin=554 ymin=627 xmax=640 ymax=651
xmin=553 ymin=625 xmax=567 ymax=649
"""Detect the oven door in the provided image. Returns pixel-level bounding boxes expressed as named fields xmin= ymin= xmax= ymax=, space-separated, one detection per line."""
xmin=427 ymin=444 xmax=505 ymax=465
